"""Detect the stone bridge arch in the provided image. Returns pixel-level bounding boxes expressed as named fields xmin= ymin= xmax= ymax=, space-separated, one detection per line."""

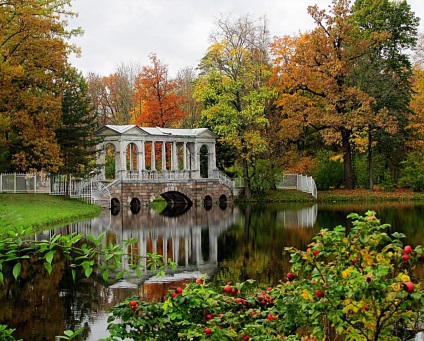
xmin=149 ymin=185 xmax=192 ymax=205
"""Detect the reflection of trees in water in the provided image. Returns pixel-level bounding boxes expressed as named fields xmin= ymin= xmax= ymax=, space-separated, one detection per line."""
xmin=0 ymin=252 xmax=67 ymax=340
xmin=0 ymin=241 xmax=135 ymax=341
xmin=317 ymin=203 xmax=424 ymax=246
xmin=215 ymin=205 xmax=319 ymax=286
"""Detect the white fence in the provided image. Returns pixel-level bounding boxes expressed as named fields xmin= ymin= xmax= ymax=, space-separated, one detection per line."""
xmin=0 ymin=172 xmax=51 ymax=194
xmin=0 ymin=173 xmax=111 ymax=207
xmin=50 ymin=175 xmax=111 ymax=207
xmin=277 ymin=174 xmax=317 ymax=199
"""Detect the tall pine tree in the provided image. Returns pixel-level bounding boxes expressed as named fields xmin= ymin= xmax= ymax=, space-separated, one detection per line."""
xmin=56 ymin=67 xmax=102 ymax=189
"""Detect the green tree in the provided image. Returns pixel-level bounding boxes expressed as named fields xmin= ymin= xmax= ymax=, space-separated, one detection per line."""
xmin=55 ymin=67 xmax=102 ymax=192
xmin=195 ymin=14 xmax=276 ymax=198
xmin=351 ymin=0 xmax=419 ymax=189
xmin=0 ymin=0 xmax=81 ymax=172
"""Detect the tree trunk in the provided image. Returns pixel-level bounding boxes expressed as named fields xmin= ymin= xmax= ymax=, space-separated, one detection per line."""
xmin=242 ymin=158 xmax=252 ymax=199
xmin=367 ymin=128 xmax=373 ymax=191
xmin=341 ymin=128 xmax=354 ymax=189
xmin=66 ymin=173 xmax=71 ymax=196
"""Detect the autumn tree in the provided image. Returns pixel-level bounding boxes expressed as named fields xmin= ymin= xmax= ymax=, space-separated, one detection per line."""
xmin=55 ymin=67 xmax=101 ymax=192
xmin=271 ymin=0 xmax=378 ymax=189
xmin=175 ymin=66 xmax=202 ymax=128
xmin=0 ymin=0 xmax=81 ymax=172
xmin=195 ymin=14 xmax=276 ymax=198
xmin=132 ymin=53 xmax=187 ymax=127
xmin=399 ymin=59 xmax=424 ymax=190
xmin=410 ymin=34 xmax=424 ymax=151
xmin=86 ymin=62 xmax=140 ymax=128
xmin=350 ymin=0 xmax=419 ymax=189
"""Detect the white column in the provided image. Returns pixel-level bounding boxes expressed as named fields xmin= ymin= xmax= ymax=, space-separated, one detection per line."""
xmin=209 ymin=142 xmax=217 ymax=170
xmin=115 ymin=149 xmax=121 ymax=179
xmin=151 ymin=141 xmax=156 ymax=170
xmin=193 ymin=143 xmax=200 ymax=178
xmin=129 ymin=144 xmax=134 ymax=170
xmin=119 ymin=140 xmax=127 ymax=174
xmin=161 ymin=141 xmax=166 ymax=170
xmin=183 ymin=142 xmax=187 ymax=171
xmin=172 ymin=142 xmax=178 ymax=170
xmin=98 ymin=145 xmax=106 ymax=180
xmin=139 ymin=141 xmax=145 ymax=170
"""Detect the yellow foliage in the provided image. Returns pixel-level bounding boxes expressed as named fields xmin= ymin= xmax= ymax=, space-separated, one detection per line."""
xmin=342 ymin=266 xmax=354 ymax=279
xmin=391 ymin=283 xmax=401 ymax=292
xmin=300 ymin=289 xmax=313 ymax=301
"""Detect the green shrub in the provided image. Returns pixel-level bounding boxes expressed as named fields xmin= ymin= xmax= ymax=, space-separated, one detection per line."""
xmin=310 ymin=151 xmax=344 ymax=190
xmin=250 ymin=159 xmax=284 ymax=195
xmin=380 ymin=173 xmax=396 ymax=192
xmin=0 ymin=325 xmax=21 ymax=341
xmin=399 ymin=152 xmax=424 ymax=191
xmin=353 ymin=153 xmax=369 ymax=188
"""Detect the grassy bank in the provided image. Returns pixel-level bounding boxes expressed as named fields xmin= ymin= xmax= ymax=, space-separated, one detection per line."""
xmin=261 ymin=188 xmax=424 ymax=203
xmin=0 ymin=194 xmax=101 ymax=232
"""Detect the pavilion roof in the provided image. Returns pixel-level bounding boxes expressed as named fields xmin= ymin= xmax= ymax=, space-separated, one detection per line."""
xmin=101 ymin=125 xmax=217 ymax=138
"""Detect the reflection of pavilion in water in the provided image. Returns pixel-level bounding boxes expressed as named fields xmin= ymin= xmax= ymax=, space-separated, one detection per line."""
xmin=38 ymin=204 xmax=317 ymax=283
xmin=102 ymin=204 xmax=238 ymax=277
xmin=41 ymin=204 xmax=239 ymax=282
xmin=276 ymin=205 xmax=318 ymax=228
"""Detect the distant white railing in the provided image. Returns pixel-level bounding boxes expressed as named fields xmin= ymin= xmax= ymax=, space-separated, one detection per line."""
xmin=277 ymin=174 xmax=317 ymax=199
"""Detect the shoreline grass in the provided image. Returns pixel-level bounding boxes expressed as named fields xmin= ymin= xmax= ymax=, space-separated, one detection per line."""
xmin=0 ymin=193 xmax=101 ymax=232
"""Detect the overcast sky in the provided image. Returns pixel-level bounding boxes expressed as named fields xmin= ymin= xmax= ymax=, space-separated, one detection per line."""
xmin=67 ymin=0 xmax=424 ymax=77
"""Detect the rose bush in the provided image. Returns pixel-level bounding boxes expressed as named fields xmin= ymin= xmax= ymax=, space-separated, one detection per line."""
xmin=102 ymin=211 xmax=424 ymax=341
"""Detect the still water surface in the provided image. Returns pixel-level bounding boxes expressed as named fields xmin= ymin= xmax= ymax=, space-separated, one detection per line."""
xmin=2 ymin=201 xmax=424 ymax=340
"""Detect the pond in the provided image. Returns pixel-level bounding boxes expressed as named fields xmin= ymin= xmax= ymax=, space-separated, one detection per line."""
xmin=2 ymin=201 xmax=424 ymax=340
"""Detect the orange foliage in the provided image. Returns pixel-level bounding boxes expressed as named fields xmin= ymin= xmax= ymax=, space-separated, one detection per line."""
xmin=133 ymin=54 xmax=188 ymax=127
xmin=285 ymin=156 xmax=314 ymax=175
xmin=269 ymin=1 xmax=380 ymax=189
xmin=0 ymin=0 xmax=78 ymax=172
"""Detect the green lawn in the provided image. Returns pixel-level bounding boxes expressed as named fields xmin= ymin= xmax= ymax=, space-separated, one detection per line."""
xmin=0 ymin=193 xmax=101 ymax=233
